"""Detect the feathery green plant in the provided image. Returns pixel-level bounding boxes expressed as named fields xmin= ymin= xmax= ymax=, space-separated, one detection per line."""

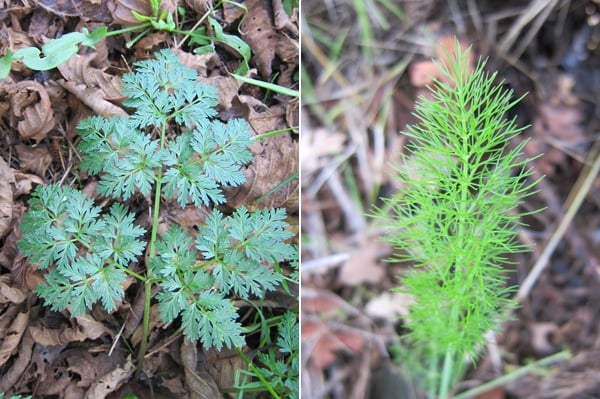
xmin=372 ymin=42 xmax=541 ymax=398
xmin=18 ymin=49 xmax=297 ymax=369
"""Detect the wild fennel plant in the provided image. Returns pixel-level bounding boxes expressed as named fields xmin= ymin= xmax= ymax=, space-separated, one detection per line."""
xmin=372 ymin=43 xmax=540 ymax=397
xmin=18 ymin=49 xmax=297 ymax=370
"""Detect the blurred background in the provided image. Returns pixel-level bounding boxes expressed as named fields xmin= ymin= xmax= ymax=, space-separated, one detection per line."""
xmin=300 ymin=0 xmax=600 ymax=398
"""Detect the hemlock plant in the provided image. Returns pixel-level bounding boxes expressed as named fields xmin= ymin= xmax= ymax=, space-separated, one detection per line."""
xmin=18 ymin=49 xmax=297 ymax=372
xmin=372 ymin=43 xmax=541 ymax=398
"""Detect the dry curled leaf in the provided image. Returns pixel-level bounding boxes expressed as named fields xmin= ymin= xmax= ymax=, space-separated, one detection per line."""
xmin=11 ymin=81 xmax=56 ymax=142
xmin=0 ymin=157 xmax=14 ymax=239
xmin=59 ymin=80 xmax=128 ymax=117
xmin=108 ymin=0 xmax=153 ymax=26
xmin=58 ymin=53 xmax=124 ymax=101
xmin=240 ymin=0 xmax=277 ymax=77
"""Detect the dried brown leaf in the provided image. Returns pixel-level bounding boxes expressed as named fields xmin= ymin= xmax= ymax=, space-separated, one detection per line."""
xmin=0 ymin=157 xmax=13 ymax=239
xmin=30 ymin=323 xmax=88 ymax=345
xmin=302 ymin=320 xmax=366 ymax=369
xmin=75 ymin=314 xmax=113 ymax=340
xmin=0 ymin=329 xmax=34 ymax=391
xmin=0 ymin=275 xmax=27 ymax=305
xmin=59 ymin=80 xmax=128 ymax=117
xmin=240 ymin=0 xmax=277 ymax=77
xmin=34 ymin=0 xmax=112 ymax=22
xmin=108 ymin=0 xmax=153 ymax=26
xmin=13 ymin=171 xmax=44 ymax=197
xmin=11 ymin=81 xmax=56 ymax=142
xmin=84 ymin=356 xmax=135 ymax=399
xmin=300 ymin=127 xmax=346 ymax=176
xmin=202 ymin=346 xmax=247 ymax=394
xmin=273 ymin=0 xmax=298 ymax=35
xmin=0 ymin=309 xmax=28 ymax=368
xmin=225 ymin=97 xmax=298 ymax=210
xmin=227 ymin=131 xmax=298 ymax=211
xmin=65 ymin=349 xmax=127 ymax=391
xmin=15 ymin=143 xmax=53 ymax=177
xmin=182 ymin=339 xmax=223 ymax=399
xmin=338 ymin=237 xmax=386 ymax=286
xmin=58 ymin=53 xmax=124 ymax=101
xmin=184 ymin=0 xmax=211 ymax=15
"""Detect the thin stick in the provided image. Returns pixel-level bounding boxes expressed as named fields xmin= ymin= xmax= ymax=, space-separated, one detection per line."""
xmin=518 ymin=143 xmax=600 ymax=301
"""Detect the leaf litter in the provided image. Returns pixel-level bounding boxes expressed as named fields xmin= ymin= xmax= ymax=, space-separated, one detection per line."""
xmin=0 ymin=0 xmax=298 ymax=397
xmin=302 ymin=1 xmax=600 ymax=398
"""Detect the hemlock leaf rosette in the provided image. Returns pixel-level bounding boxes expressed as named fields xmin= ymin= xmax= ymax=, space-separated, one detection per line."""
xmin=18 ymin=49 xmax=297 ymax=352
xmin=372 ymin=43 xmax=541 ymax=396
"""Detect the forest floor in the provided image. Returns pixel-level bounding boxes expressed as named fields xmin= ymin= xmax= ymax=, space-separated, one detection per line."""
xmin=301 ymin=1 xmax=600 ymax=398
xmin=0 ymin=0 xmax=298 ymax=398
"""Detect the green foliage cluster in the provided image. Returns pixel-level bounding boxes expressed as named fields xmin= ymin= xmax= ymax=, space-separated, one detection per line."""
xmin=18 ymin=49 xmax=297 ymax=355
xmin=234 ymin=310 xmax=299 ymax=398
xmin=372 ymin=43 xmax=541 ymax=397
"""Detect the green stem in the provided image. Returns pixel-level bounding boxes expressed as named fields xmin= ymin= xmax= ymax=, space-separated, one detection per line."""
xmin=438 ymin=347 xmax=454 ymax=399
xmin=137 ymin=121 xmax=168 ymax=368
xmin=453 ymin=350 xmax=571 ymax=399
xmin=235 ymin=348 xmax=281 ymax=399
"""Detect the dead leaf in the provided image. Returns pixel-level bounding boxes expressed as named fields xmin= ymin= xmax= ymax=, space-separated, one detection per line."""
xmin=84 ymin=355 xmax=135 ymax=399
xmin=536 ymin=102 xmax=587 ymax=148
xmin=364 ymin=292 xmax=414 ymax=321
xmin=302 ymin=291 xmax=343 ymax=315
xmin=301 ymin=127 xmax=347 ymax=176
xmin=58 ymin=53 xmax=125 ymax=101
xmin=338 ymin=237 xmax=386 ymax=286
xmin=530 ymin=322 xmax=557 ymax=354
xmin=108 ymin=0 xmax=153 ymax=26
xmin=202 ymin=346 xmax=248 ymax=394
xmin=12 ymin=171 xmax=44 ymax=197
xmin=0 ymin=275 xmax=27 ymax=305
xmin=184 ymin=0 xmax=211 ymax=15
xmin=0 ymin=309 xmax=28 ymax=368
xmin=240 ymin=0 xmax=277 ymax=77
xmin=30 ymin=323 xmax=89 ymax=345
xmin=10 ymin=80 xmax=56 ymax=142
xmin=182 ymin=338 xmax=223 ymax=399
xmin=59 ymin=80 xmax=128 ymax=117
xmin=302 ymin=320 xmax=366 ymax=369
xmin=273 ymin=0 xmax=298 ymax=35
xmin=225 ymin=102 xmax=298 ymax=210
xmin=0 ymin=329 xmax=34 ymax=392
xmin=75 ymin=314 xmax=113 ymax=340
xmin=65 ymin=349 xmax=127 ymax=392
xmin=0 ymin=157 xmax=14 ymax=239
xmin=15 ymin=143 xmax=53 ymax=177
xmin=34 ymin=0 xmax=112 ymax=22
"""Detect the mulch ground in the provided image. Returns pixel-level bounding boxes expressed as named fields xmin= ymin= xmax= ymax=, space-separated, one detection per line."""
xmin=0 ymin=0 xmax=298 ymax=398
